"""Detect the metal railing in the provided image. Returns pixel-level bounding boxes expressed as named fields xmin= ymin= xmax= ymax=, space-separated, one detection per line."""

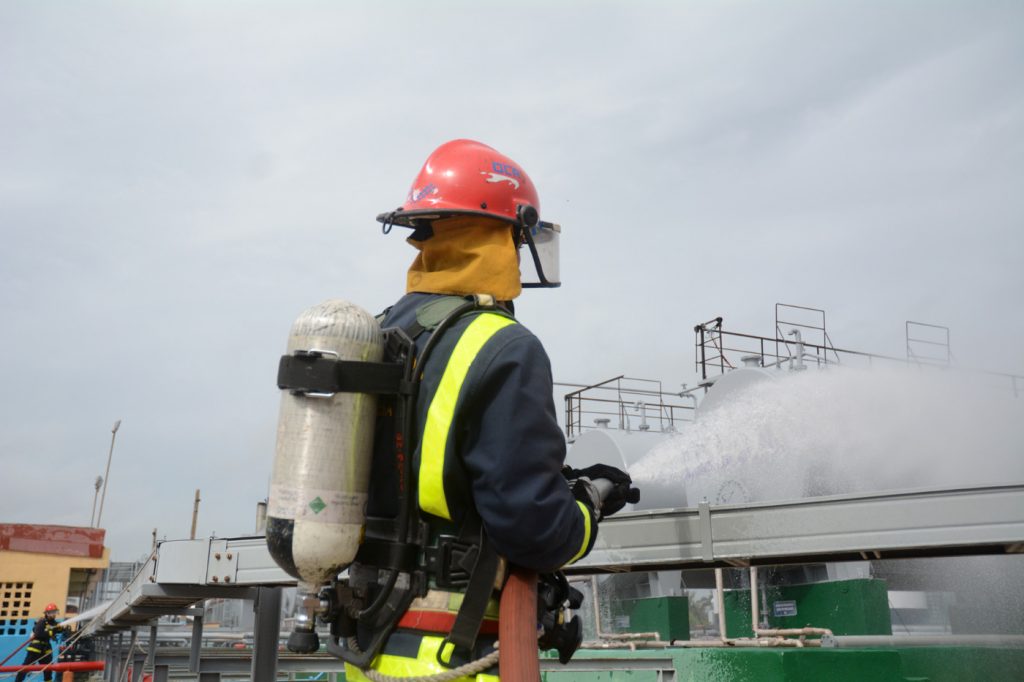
xmin=695 ymin=324 xmax=891 ymax=378
xmin=775 ymin=303 xmax=841 ymax=366
xmin=695 ymin=316 xmax=1023 ymax=397
xmin=906 ymin=321 xmax=953 ymax=366
xmin=563 ymin=376 xmax=696 ymax=438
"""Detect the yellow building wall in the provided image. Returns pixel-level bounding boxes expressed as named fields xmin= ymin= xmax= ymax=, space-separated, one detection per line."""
xmin=0 ymin=548 xmax=110 ymax=620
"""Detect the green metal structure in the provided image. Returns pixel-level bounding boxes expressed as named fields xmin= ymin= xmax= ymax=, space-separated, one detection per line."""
xmin=629 ymin=596 xmax=690 ymax=643
xmin=540 ymin=646 xmax=1024 ymax=681
xmin=724 ymin=578 xmax=892 ymax=638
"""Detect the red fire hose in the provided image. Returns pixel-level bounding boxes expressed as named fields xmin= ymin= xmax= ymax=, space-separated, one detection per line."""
xmin=498 ymin=567 xmax=540 ymax=682
xmin=0 ymin=662 xmax=104 ymax=673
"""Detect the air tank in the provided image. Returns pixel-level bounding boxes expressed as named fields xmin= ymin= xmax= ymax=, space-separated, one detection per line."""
xmin=266 ymin=299 xmax=383 ymax=590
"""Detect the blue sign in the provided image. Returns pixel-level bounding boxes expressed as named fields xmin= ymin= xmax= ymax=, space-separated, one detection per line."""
xmin=772 ymin=600 xmax=798 ymax=618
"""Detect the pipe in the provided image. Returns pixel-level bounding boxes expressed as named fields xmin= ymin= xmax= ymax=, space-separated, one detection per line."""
xmin=676 ymin=385 xmax=700 ymax=419
xmin=95 ymin=419 xmax=121 ymax=528
xmin=788 ymin=330 xmax=806 ymax=371
xmin=681 ymin=639 xmax=819 ymax=649
xmin=825 ymin=635 xmax=1024 ymax=649
xmin=758 ymin=628 xmax=832 ymax=638
xmin=750 ymin=567 xmax=760 ymax=633
xmin=580 ymin=640 xmax=671 ymax=650
xmin=579 ymin=638 xmax=822 ymax=650
xmin=0 ymin=662 xmax=105 ymax=673
xmin=499 ymin=568 xmax=539 ymax=682
xmin=190 ymin=489 xmax=201 ymax=540
xmin=714 ymin=568 xmax=728 ymax=642
xmin=255 ymin=500 xmax=268 ymax=534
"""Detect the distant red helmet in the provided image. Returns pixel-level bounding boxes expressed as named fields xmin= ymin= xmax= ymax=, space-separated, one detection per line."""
xmin=44 ymin=603 xmax=58 ymax=613
xmin=378 ymin=139 xmax=540 ymax=230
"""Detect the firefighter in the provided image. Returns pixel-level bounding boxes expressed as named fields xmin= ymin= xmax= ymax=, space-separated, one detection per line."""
xmin=345 ymin=139 xmax=634 ymax=680
xmin=15 ymin=603 xmax=67 ymax=682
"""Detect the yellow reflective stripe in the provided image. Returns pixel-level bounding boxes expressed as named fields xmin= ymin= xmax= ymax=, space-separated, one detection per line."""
xmin=442 ymin=591 xmax=501 ymax=619
xmin=565 ymin=500 xmax=593 ymax=565
xmin=344 ymin=635 xmax=499 ymax=681
xmin=420 ymin=313 xmax=515 ymax=521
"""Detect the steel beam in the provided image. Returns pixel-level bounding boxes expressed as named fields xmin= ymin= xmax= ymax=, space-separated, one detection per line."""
xmin=131 ymin=652 xmax=145 ymax=682
xmin=146 ymin=625 xmax=158 ymax=672
xmin=104 ymin=646 xmax=114 ymax=682
xmin=112 ymin=633 xmax=124 ymax=682
xmin=141 ymin=584 xmax=259 ymax=601
xmin=568 ymin=483 xmax=1024 ymax=574
xmin=250 ymin=587 xmax=282 ymax=682
xmin=188 ymin=615 xmax=203 ymax=674
xmin=120 ymin=630 xmax=138 ymax=682
xmin=129 ymin=606 xmax=203 ymax=618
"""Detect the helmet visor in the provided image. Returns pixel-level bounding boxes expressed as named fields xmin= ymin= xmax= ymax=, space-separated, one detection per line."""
xmin=521 ymin=221 xmax=561 ymax=288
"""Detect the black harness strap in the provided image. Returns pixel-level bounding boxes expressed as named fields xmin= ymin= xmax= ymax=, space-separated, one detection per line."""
xmin=354 ymin=537 xmax=420 ymax=573
xmin=442 ymin=515 xmax=501 ymax=657
xmin=277 ymin=354 xmax=414 ymax=396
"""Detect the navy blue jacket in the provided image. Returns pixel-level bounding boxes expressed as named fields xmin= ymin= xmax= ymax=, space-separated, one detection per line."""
xmin=380 ymin=293 xmax=594 ymax=572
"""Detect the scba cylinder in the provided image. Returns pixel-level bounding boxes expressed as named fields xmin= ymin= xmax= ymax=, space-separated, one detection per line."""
xmin=267 ymin=299 xmax=384 ymax=588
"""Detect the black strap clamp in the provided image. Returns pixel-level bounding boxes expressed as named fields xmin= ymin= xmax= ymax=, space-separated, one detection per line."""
xmin=422 ymin=535 xmax=480 ymax=589
xmin=277 ymin=350 xmax=412 ymax=397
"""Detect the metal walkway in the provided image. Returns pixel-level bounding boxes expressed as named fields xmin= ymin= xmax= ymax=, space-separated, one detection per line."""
xmin=82 ymin=482 xmax=1024 ymax=680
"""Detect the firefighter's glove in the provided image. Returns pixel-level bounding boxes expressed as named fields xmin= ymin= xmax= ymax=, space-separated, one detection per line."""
xmin=563 ymin=464 xmax=638 ymax=518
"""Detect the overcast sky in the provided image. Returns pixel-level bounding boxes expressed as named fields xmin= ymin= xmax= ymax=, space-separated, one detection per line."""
xmin=2 ymin=1 xmax=1022 ymax=561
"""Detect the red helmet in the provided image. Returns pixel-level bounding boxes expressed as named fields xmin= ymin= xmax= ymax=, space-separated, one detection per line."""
xmin=378 ymin=139 xmax=540 ymax=230
xmin=44 ymin=603 xmax=58 ymax=613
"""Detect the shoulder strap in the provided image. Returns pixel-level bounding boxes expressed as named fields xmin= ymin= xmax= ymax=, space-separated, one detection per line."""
xmin=389 ymin=295 xmax=469 ymax=341
xmin=416 ymin=296 xmax=475 ymax=331
xmin=441 ymin=514 xmax=501 ymax=658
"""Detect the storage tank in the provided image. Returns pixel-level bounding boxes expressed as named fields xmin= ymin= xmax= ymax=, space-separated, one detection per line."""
xmin=567 ymin=427 xmax=682 ymax=510
xmin=693 ymin=364 xmax=776 ymax=419
xmin=566 ymin=365 xmax=784 ymax=510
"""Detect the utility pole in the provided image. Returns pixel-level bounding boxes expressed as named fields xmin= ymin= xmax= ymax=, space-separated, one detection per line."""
xmin=95 ymin=419 xmax=122 ymax=528
xmin=190 ymin=489 xmax=201 ymax=539
xmin=89 ymin=476 xmax=103 ymax=527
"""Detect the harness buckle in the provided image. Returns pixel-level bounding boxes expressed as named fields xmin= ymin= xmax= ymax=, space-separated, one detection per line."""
xmin=423 ymin=535 xmax=478 ymax=589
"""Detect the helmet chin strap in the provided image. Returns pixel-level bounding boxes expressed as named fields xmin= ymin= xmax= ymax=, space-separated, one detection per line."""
xmin=408 ymin=223 xmax=434 ymax=242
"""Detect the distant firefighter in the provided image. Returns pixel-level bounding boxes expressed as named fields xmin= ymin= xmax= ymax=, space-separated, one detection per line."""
xmin=15 ymin=603 xmax=68 ymax=682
